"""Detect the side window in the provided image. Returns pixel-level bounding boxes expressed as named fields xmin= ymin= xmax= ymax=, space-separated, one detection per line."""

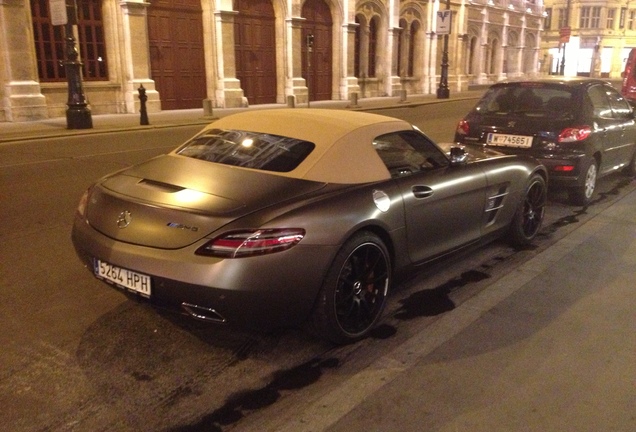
xmin=586 ymin=85 xmax=613 ymax=118
xmin=373 ymin=131 xmax=449 ymax=178
xmin=605 ymin=86 xmax=633 ymax=119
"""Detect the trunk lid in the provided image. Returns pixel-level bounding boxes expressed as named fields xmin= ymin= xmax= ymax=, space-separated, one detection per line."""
xmin=86 ymin=155 xmax=326 ymax=248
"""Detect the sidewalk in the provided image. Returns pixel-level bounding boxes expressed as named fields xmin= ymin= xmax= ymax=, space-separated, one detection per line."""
xmin=0 ymin=90 xmax=485 ymax=144
xmin=237 ymin=184 xmax=636 ymax=432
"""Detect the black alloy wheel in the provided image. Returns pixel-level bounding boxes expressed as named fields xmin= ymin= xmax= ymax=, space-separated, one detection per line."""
xmin=312 ymin=231 xmax=390 ymax=344
xmin=509 ymin=173 xmax=547 ymax=246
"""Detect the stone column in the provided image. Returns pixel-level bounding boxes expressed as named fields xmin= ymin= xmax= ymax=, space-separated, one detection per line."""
xmin=340 ymin=21 xmax=360 ymax=99
xmin=214 ymin=8 xmax=245 ymax=108
xmin=285 ymin=16 xmax=308 ymax=105
xmin=500 ymin=11 xmax=509 ymax=81
xmin=478 ymin=7 xmax=488 ymax=84
xmin=386 ymin=26 xmax=402 ymax=96
xmin=120 ymin=1 xmax=159 ymax=114
xmin=0 ymin=0 xmax=47 ymax=122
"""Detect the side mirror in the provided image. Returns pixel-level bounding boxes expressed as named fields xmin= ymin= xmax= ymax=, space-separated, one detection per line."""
xmin=449 ymin=146 xmax=468 ymax=165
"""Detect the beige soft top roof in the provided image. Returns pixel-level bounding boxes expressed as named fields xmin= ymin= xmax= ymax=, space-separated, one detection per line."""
xmin=194 ymin=108 xmax=414 ymax=184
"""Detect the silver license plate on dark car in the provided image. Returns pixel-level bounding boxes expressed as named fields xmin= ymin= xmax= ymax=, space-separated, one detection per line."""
xmin=94 ymin=259 xmax=151 ymax=297
xmin=487 ymin=133 xmax=533 ymax=148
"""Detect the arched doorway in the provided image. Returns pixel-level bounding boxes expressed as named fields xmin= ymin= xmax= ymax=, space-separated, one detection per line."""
xmin=302 ymin=0 xmax=333 ymax=101
xmin=148 ymin=0 xmax=206 ymax=110
xmin=234 ymin=0 xmax=277 ymax=105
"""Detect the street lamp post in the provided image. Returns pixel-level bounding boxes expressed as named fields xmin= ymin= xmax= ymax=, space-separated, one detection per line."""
xmin=437 ymin=0 xmax=451 ymax=99
xmin=63 ymin=0 xmax=92 ymax=129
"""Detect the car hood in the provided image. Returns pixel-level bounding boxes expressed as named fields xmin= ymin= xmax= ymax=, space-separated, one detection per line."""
xmin=85 ymin=154 xmax=327 ymax=248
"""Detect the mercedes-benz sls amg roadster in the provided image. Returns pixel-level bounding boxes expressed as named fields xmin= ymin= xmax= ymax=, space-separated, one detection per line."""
xmin=72 ymin=109 xmax=547 ymax=344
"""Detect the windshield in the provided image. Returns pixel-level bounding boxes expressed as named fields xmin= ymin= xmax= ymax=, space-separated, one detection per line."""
xmin=475 ymin=85 xmax=575 ymax=119
xmin=177 ymin=129 xmax=315 ymax=172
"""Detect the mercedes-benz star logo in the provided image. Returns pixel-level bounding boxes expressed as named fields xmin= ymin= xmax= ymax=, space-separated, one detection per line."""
xmin=116 ymin=210 xmax=132 ymax=229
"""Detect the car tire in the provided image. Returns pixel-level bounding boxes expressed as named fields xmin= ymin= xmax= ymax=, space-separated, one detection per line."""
xmin=623 ymin=149 xmax=636 ymax=177
xmin=569 ymin=159 xmax=597 ymax=206
xmin=508 ymin=173 xmax=547 ymax=246
xmin=311 ymin=231 xmax=390 ymax=344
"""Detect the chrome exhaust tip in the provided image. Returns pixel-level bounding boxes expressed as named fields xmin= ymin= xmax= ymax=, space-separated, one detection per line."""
xmin=181 ymin=302 xmax=227 ymax=324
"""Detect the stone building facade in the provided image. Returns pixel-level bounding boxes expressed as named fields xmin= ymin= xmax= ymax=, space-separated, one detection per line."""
xmin=0 ymin=0 xmax=544 ymax=123
xmin=541 ymin=0 xmax=636 ymax=79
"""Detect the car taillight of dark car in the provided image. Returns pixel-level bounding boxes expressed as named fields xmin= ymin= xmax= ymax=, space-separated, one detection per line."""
xmin=456 ymin=119 xmax=469 ymax=136
xmin=557 ymin=126 xmax=592 ymax=143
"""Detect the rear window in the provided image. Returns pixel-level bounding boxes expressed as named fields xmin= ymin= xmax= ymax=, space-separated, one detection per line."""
xmin=177 ymin=129 xmax=315 ymax=172
xmin=475 ymin=85 xmax=575 ymax=119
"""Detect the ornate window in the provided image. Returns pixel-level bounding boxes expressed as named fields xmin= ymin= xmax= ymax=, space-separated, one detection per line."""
xmin=369 ymin=16 xmax=378 ymax=78
xmin=607 ymin=9 xmax=615 ymax=30
xmin=31 ymin=0 xmax=108 ymax=82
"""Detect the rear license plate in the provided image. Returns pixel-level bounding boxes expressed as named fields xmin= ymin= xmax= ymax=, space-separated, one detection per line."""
xmin=487 ymin=133 xmax=533 ymax=148
xmin=94 ymin=259 xmax=151 ymax=297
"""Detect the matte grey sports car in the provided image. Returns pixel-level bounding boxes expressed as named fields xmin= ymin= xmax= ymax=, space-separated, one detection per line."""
xmin=72 ymin=109 xmax=547 ymax=344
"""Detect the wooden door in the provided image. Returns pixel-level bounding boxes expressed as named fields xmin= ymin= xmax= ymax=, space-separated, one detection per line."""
xmin=148 ymin=0 xmax=206 ymax=110
xmin=234 ymin=0 xmax=277 ymax=105
xmin=302 ymin=0 xmax=333 ymax=101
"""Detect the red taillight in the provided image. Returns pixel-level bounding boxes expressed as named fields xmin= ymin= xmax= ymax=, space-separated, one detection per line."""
xmin=456 ymin=120 xmax=470 ymax=136
xmin=76 ymin=189 xmax=90 ymax=218
xmin=554 ymin=165 xmax=575 ymax=172
xmin=196 ymin=228 xmax=305 ymax=258
xmin=557 ymin=126 xmax=592 ymax=143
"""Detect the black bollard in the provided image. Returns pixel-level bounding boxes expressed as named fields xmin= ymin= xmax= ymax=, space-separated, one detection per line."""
xmin=138 ymin=84 xmax=149 ymax=125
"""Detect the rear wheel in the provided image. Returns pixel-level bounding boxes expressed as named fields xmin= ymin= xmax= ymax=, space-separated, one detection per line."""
xmin=311 ymin=232 xmax=390 ymax=344
xmin=569 ymin=159 xmax=597 ymax=206
xmin=509 ymin=173 xmax=547 ymax=246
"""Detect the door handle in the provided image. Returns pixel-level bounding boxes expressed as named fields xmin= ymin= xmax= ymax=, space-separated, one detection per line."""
xmin=412 ymin=185 xmax=434 ymax=198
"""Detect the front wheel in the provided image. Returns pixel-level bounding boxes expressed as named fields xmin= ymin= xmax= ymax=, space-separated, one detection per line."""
xmin=569 ymin=159 xmax=597 ymax=206
xmin=311 ymin=232 xmax=390 ymax=344
xmin=508 ymin=173 xmax=547 ymax=246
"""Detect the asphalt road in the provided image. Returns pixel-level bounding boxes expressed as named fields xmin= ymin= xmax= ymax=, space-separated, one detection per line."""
xmin=1 ymin=101 xmax=634 ymax=431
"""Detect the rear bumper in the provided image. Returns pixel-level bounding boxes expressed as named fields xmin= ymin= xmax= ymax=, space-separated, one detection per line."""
xmin=537 ymin=153 xmax=588 ymax=188
xmin=460 ymin=141 xmax=588 ymax=189
xmin=72 ymin=217 xmax=337 ymax=331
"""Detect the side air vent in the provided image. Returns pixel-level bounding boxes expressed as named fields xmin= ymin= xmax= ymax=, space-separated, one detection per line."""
xmin=484 ymin=184 xmax=509 ymax=225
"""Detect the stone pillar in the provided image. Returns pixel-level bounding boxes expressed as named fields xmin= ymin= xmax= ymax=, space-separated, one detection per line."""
xmin=214 ymin=9 xmax=245 ymax=108
xmin=120 ymin=1 xmax=160 ymax=114
xmin=285 ymin=16 xmax=308 ymax=105
xmin=499 ymin=12 xmax=509 ymax=81
xmin=478 ymin=7 xmax=488 ymax=84
xmin=0 ymin=0 xmax=47 ymax=122
xmin=340 ymin=22 xmax=360 ymax=99
xmin=386 ymin=26 xmax=402 ymax=96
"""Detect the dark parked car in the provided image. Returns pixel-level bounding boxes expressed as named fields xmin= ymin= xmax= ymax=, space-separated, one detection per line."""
xmin=621 ymin=48 xmax=636 ymax=106
xmin=455 ymin=78 xmax=636 ymax=205
xmin=73 ymin=109 xmax=547 ymax=344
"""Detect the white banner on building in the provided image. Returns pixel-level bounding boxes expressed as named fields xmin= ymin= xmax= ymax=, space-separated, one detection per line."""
xmin=50 ymin=0 xmax=68 ymax=26
xmin=437 ymin=10 xmax=452 ymax=35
